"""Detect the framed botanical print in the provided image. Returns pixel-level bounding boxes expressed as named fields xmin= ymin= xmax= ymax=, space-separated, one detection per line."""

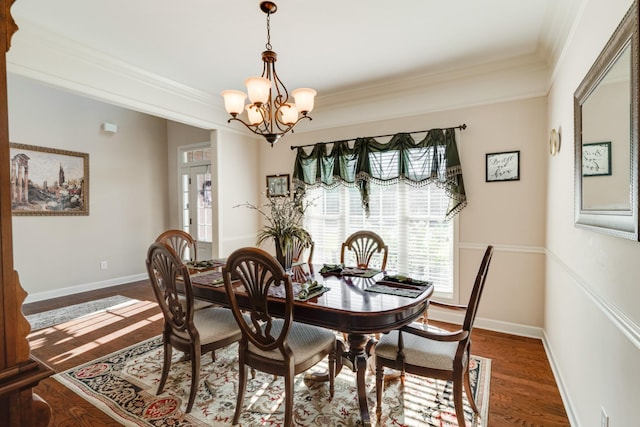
xmin=266 ymin=174 xmax=290 ymax=197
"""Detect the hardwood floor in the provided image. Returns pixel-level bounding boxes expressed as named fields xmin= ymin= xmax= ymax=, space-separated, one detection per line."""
xmin=24 ymin=281 xmax=570 ymax=426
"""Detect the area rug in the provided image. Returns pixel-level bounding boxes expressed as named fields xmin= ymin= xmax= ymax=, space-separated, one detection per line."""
xmin=26 ymin=295 xmax=139 ymax=331
xmin=54 ymin=335 xmax=490 ymax=426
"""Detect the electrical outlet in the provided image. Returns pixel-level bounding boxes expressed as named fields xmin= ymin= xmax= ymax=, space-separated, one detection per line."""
xmin=100 ymin=260 xmax=108 ymax=270
xmin=601 ymin=407 xmax=609 ymax=427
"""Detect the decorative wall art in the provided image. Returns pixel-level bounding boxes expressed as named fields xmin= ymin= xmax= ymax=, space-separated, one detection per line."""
xmin=582 ymin=142 xmax=612 ymax=176
xmin=266 ymin=174 xmax=290 ymax=197
xmin=485 ymin=150 xmax=520 ymax=182
xmin=9 ymin=143 xmax=89 ymax=216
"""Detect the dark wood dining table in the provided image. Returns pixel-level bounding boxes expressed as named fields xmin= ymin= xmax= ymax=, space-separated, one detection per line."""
xmin=190 ymin=262 xmax=433 ymax=427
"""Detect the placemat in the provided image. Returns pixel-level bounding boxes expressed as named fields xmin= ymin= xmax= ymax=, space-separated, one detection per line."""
xmin=341 ymin=267 xmax=382 ymax=278
xmin=190 ymin=271 xmax=224 ymax=286
xmin=267 ymin=282 xmax=330 ymax=301
xmin=381 ymin=274 xmax=433 ymax=287
xmin=365 ymin=283 xmax=429 ymax=298
xmin=186 ymin=258 xmax=226 ymax=271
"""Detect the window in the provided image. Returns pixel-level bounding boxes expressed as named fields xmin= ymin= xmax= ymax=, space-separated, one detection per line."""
xmin=304 ymin=182 xmax=455 ymax=298
xmin=182 ymin=147 xmax=211 ymax=164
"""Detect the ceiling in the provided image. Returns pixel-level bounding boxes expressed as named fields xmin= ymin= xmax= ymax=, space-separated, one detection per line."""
xmin=7 ymin=0 xmax=584 ymax=132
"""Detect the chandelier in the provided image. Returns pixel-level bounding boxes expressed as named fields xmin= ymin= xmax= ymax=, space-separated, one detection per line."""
xmin=221 ymin=1 xmax=316 ymax=146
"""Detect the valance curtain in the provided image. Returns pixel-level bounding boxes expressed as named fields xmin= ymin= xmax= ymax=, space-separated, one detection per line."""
xmin=292 ymin=127 xmax=466 ymax=219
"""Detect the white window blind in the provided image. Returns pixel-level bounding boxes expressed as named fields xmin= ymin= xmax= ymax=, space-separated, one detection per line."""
xmin=304 ymin=181 xmax=455 ymax=296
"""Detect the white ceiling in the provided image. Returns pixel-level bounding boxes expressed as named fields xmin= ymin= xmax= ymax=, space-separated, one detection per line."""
xmin=8 ymin=0 xmax=584 ymax=131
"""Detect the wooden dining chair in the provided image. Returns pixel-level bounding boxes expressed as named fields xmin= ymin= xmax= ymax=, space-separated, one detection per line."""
xmin=155 ymin=229 xmax=198 ymax=262
xmin=340 ymin=230 xmax=388 ymax=270
xmin=222 ymin=247 xmax=337 ymax=427
xmin=291 ymin=229 xmax=314 ymax=267
xmin=374 ymin=245 xmax=494 ymax=426
xmin=146 ymin=242 xmax=242 ymax=413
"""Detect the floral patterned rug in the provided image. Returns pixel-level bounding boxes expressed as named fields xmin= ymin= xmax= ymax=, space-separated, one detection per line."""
xmin=54 ymin=336 xmax=490 ymax=426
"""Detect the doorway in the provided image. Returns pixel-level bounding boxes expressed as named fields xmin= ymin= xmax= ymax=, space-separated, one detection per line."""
xmin=179 ymin=146 xmax=212 ymax=260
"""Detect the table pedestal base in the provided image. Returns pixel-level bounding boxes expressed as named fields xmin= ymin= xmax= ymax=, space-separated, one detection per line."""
xmin=342 ymin=333 xmax=376 ymax=427
xmin=303 ymin=334 xmax=376 ymax=426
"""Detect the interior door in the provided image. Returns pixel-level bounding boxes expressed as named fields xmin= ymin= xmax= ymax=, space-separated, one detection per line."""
xmin=180 ymin=165 xmax=212 ymax=260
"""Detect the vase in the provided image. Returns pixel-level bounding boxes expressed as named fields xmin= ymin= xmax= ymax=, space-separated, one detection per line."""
xmin=274 ymin=238 xmax=293 ymax=273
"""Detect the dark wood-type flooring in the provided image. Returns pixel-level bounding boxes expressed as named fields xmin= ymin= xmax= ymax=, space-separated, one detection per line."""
xmin=24 ymin=280 xmax=570 ymax=426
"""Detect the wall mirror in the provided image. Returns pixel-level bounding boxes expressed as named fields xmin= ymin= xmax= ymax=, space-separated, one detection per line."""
xmin=574 ymin=0 xmax=639 ymax=240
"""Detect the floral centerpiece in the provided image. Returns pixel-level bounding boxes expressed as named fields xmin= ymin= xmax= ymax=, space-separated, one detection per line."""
xmin=237 ymin=191 xmax=312 ymax=270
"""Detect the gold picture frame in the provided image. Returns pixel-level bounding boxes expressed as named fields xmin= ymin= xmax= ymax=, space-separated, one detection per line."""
xmin=9 ymin=143 xmax=89 ymax=216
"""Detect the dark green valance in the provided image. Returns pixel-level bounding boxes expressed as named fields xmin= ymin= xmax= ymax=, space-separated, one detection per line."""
xmin=292 ymin=127 xmax=466 ymax=219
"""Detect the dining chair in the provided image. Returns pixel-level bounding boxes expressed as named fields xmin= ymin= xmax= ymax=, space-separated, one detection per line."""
xmin=146 ymin=242 xmax=242 ymax=413
xmin=155 ymin=229 xmax=215 ymax=310
xmin=340 ymin=230 xmax=388 ymax=270
xmin=291 ymin=229 xmax=314 ymax=267
xmin=155 ymin=229 xmax=198 ymax=262
xmin=222 ymin=247 xmax=337 ymax=427
xmin=374 ymin=245 xmax=494 ymax=426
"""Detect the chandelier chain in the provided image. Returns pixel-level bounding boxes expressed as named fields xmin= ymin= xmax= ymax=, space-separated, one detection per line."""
xmin=265 ymin=11 xmax=272 ymax=51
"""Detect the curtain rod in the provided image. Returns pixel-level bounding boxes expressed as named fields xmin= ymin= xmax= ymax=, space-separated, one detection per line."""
xmin=289 ymin=123 xmax=467 ymax=151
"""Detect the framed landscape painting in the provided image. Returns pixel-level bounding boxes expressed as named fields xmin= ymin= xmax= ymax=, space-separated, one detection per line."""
xmin=9 ymin=143 xmax=89 ymax=216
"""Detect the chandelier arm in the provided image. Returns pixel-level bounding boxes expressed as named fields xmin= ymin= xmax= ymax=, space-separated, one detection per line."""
xmin=227 ymin=116 xmax=271 ymax=136
xmin=270 ymin=64 xmax=289 ymax=109
xmin=274 ymin=114 xmax=312 ymax=133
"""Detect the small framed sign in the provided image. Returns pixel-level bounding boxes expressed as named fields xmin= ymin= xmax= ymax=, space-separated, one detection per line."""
xmin=486 ymin=150 xmax=520 ymax=182
xmin=582 ymin=141 xmax=611 ymax=176
xmin=266 ymin=174 xmax=290 ymax=197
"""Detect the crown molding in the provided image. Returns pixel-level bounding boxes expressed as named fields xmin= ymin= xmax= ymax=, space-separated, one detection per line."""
xmin=317 ymin=53 xmax=548 ymax=109
xmin=7 ymin=20 xmax=552 ymax=133
xmin=7 ymin=20 xmax=230 ymax=130
xmin=304 ymin=57 xmax=550 ymax=131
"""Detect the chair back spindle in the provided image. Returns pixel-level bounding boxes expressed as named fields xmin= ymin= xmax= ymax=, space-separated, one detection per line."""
xmin=155 ymin=229 xmax=198 ymax=262
xmin=340 ymin=230 xmax=388 ymax=270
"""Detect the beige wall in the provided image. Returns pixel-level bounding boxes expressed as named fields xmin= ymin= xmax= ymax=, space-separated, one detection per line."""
xmin=8 ymin=74 xmax=169 ymax=301
xmin=259 ymin=97 xmax=547 ymax=335
xmin=214 ymin=129 xmax=261 ymax=256
xmin=9 ymin=76 xmax=263 ymax=301
xmin=547 ymin=0 xmax=640 ymax=425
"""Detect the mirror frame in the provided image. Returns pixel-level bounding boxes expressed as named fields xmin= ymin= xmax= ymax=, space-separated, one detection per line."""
xmin=574 ymin=0 xmax=639 ymax=240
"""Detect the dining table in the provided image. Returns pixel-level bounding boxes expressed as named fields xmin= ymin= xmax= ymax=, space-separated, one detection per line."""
xmin=190 ymin=261 xmax=434 ymax=427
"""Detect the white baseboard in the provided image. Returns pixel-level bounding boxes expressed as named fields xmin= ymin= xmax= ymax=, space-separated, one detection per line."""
xmin=427 ymin=309 xmax=544 ymax=339
xmin=430 ymin=309 xmax=577 ymax=426
xmin=24 ymin=273 xmax=148 ymax=304
xmin=542 ymin=331 xmax=578 ymax=427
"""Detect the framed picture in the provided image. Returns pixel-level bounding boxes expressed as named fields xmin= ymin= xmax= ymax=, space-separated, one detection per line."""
xmin=9 ymin=143 xmax=89 ymax=216
xmin=486 ymin=150 xmax=520 ymax=182
xmin=266 ymin=174 xmax=290 ymax=197
xmin=582 ymin=141 xmax=612 ymax=176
